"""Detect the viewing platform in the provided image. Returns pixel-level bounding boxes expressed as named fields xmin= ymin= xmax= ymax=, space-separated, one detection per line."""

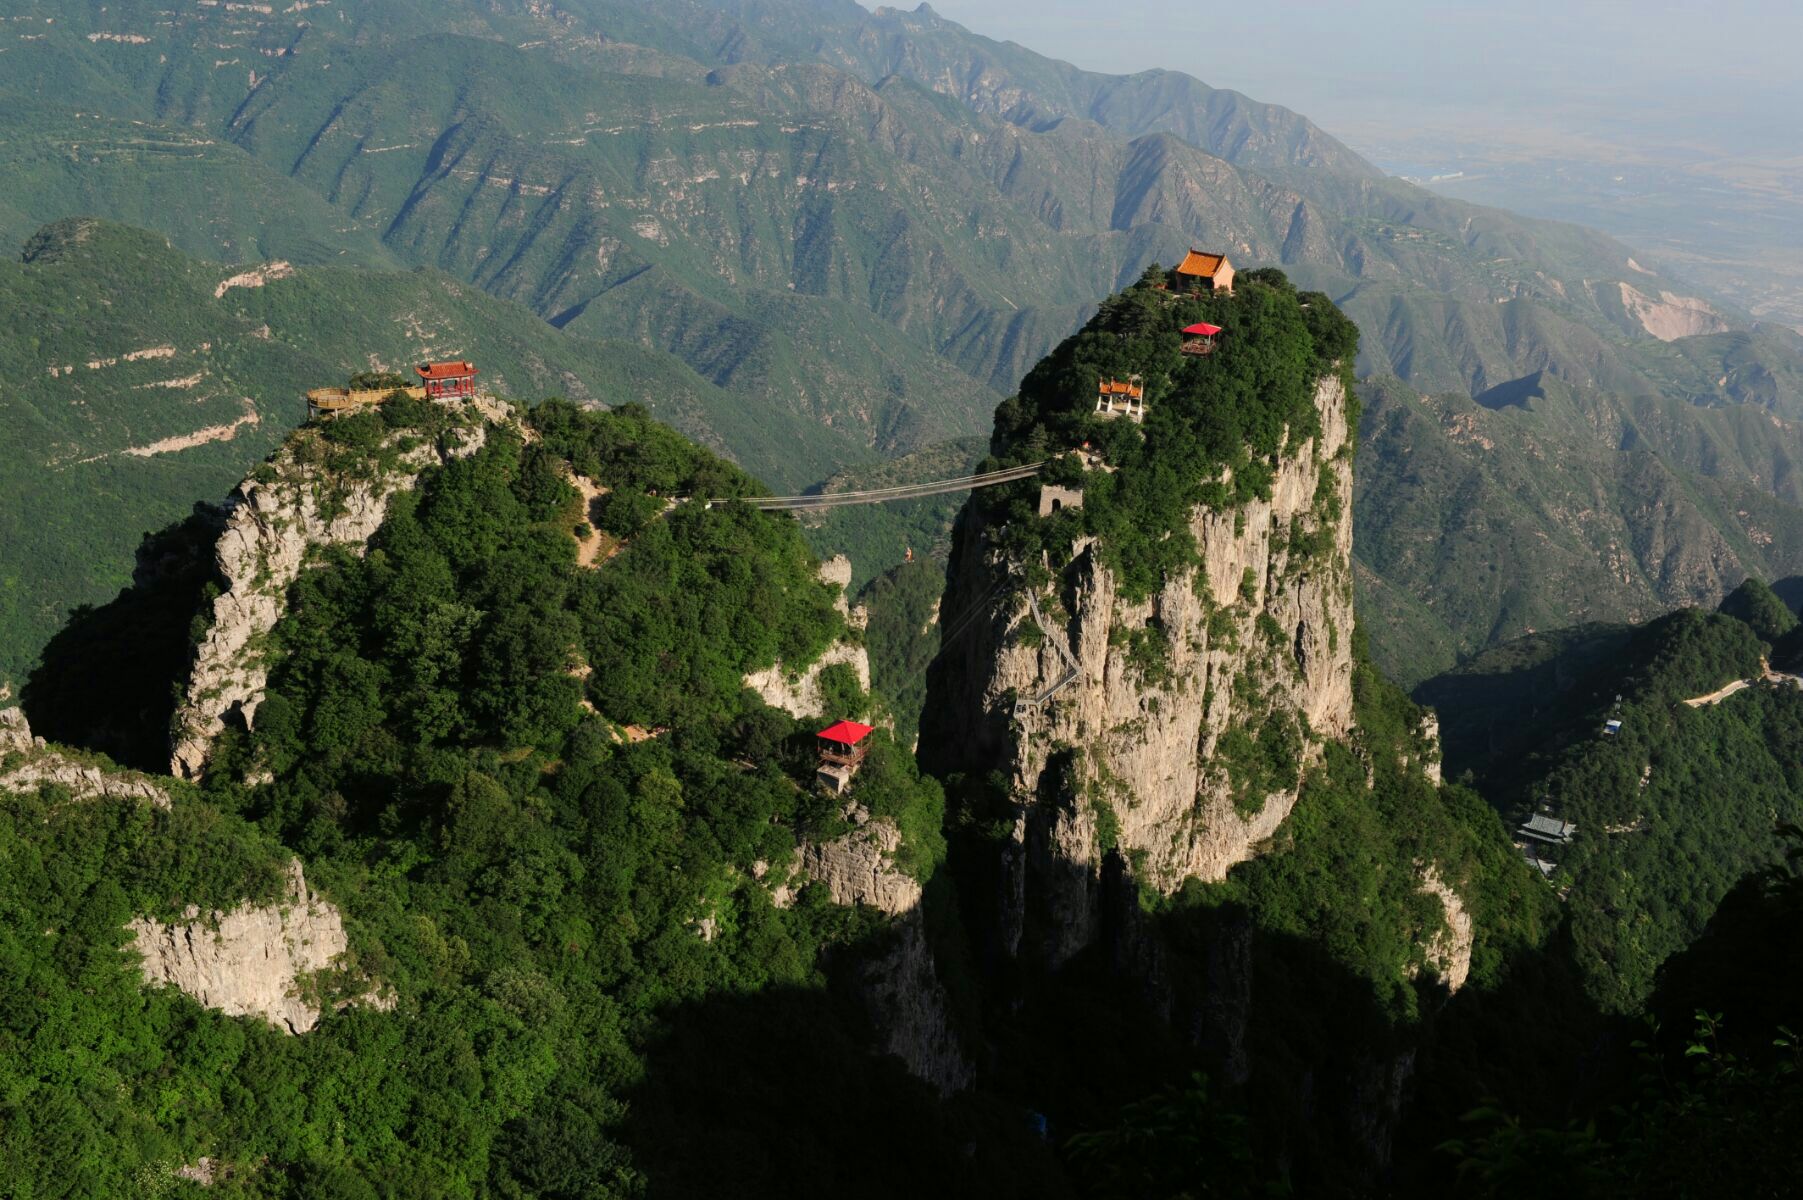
xmin=305 ymin=384 xmax=428 ymax=419
xmin=817 ymin=719 xmax=875 ymax=794
xmin=305 ymin=360 xmax=480 ymax=419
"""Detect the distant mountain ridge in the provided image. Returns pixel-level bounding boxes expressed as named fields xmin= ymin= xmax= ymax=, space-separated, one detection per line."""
xmin=4 ymin=0 xmax=1758 ymax=405
xmin=4 ymin=0 xmax=1803 ymax=681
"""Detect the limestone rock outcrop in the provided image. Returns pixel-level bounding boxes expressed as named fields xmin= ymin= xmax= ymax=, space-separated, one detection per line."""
xmin=743 ymin=642 xmax=871 ymax=720
xmin=128 ymin=859 xmax=380 ymax=1034
xmin=1 ymin=705 xmax=33 ymax=754
xmin=799 ymin=807 xmax=923 ymax=917
xmin=742 ymin=557 xmax=871 ymax=718
xmin=0 ymin=707 xmax=170 ymax=808
xmin=169 ymin=416 xmax=492 ymax=780
xmin=793 ymin=806 xmax=972 ymax=1094
xmin=924 ymin=375 xmax=1356 ymax=965
xmin=1415 ymin=711 xmax=1444 ymax=786
xmin=1417 ymin=866 xmax=1474 ymax=993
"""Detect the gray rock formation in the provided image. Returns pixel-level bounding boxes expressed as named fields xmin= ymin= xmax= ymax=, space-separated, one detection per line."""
xmin=793 ymin=806 xmax=973 ymax=1094
xmin=169 ymin=415 xmax=493 ymax=779
xmin=1415 ymin=711 xmax=1444 ymax=786
xmin=175 ymin=1159 xmax=219 ymax=1187
xmin=0 ymin=705 xmax=32 ymax=754
xmin=743 ymin=642 xmax=872 ymax=720
xmin=0 ymin=707 xmax=170 ymax=808
xmin=926 ymin=375 xmax=1356 ymax=965
xmin=128 ymin=859 xmax=381 ymax=1034
xmin=850 ymin=909 xmax=974 ymax=1094
xmin=1417 ymin=866 xmax=1474 ymax=993
xmin=798 ymin=808 xmax=924 ymax=916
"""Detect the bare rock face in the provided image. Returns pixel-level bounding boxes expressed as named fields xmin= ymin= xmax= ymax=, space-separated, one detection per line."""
xmin=169 ymin=417 xmax=492 ymax=780
xmin=128 ymin=859 xmax=376 ymax=1034
xmin=175 ymin=1159 xmax=219 ymax=1187
xmin=1415 ymin=711 xmax=1444 ymax=786
xmin=743 ymin=642 xmax=872 ymax=720
xmin=0 ymin=707 xmax=171 ymax=808
xmin=1617 ymin=282 xmax=1729 ymax=341
xmin=851 ymin=909 xmax=975 ymax=1094
xmin=818 ymin=554 xmax=854 ymax=608
xmin=799 ymin=808 xmax=923 ymax=917
xmin=817 ymin=554 xmax=870 ymax=632
xmin=0 ymin=705 xmax=33 ymax=754
xmin=1417 ymin=866 xmax=1474 ymax=993
xmin=794 ymin=807 xmax=973 ymax=1093
xmin=742 ymin=557 xmax=871 ymax=718
xmin=925 ymin=375 xmax=1356 ymax=966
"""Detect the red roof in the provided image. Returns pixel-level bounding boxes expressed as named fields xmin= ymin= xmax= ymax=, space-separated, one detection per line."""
xmin=1182 ymin=322 xmax=1223 ymax=336
xmin=416 ymin=361 xmax=478 ymax=380
xmin=817 ymin=720 xmax=876 ymax=746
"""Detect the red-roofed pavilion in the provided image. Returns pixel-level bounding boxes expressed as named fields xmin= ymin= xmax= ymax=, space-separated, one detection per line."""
xmin=1181 ymin=322 xmax=1223 ymax=357
xmin=416 ymin=360 xmax=479 ymax=401
xmin=817 ymin=720 xmax=875 ymax=793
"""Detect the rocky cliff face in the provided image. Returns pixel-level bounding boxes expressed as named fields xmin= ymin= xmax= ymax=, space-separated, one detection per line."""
xmin=925 ymin=375 xmax=1355 ymax=966
xmin=790 ymin=804 xmax=973 ymax=1095
xmin=128 ymin=858 xmax=383 ymax=1034
xmin=1 ymin=706 xmax=170 ymax=808
xmin=1417 ymin=866 xmax=1474 ymax=993
xmin=169 ymin=406 xmax=502 ymax=779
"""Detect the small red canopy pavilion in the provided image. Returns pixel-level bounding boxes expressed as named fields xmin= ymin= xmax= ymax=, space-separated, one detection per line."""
xmin=1180 ymin=322 xmax=1223 ymax=357
xmin=817 ymin=720 xmax=875 ymax=792
xmin=818 ymin=720 xmax=875 ymax=749
xmin=416 ymin=360 xmax=479 ymax=401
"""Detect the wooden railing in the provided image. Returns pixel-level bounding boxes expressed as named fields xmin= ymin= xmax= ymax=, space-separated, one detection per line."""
xmin=305 ymin=384 xmax=428 ymax=418
xmin=818 ymin=745 xmax=868 ymax=770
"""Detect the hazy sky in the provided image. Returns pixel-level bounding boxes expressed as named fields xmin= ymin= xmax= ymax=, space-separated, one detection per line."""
xmin=915 ymin=1 xmax=1803 ymax=158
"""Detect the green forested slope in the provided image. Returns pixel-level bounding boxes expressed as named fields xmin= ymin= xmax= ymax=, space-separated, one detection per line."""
xmin=0 ymin=99 xmax=397 ymax=269
xmin=2 ymin=402 xmax=1016 ymax=1194
xmin=1356 ymin=375 xmax=1803 ymax=682
xmin=1418 ymin=586 xmax=1803 ymax=1013
xmin=5 ymin=0 xmax=1791 ymax=421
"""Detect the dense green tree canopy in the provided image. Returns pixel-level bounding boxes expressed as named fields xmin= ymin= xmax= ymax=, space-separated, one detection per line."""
xmin=980 ymin=269 xmax=1358 ymax=598
xmin=0 ymin=401 xmax=974 ymax=1195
